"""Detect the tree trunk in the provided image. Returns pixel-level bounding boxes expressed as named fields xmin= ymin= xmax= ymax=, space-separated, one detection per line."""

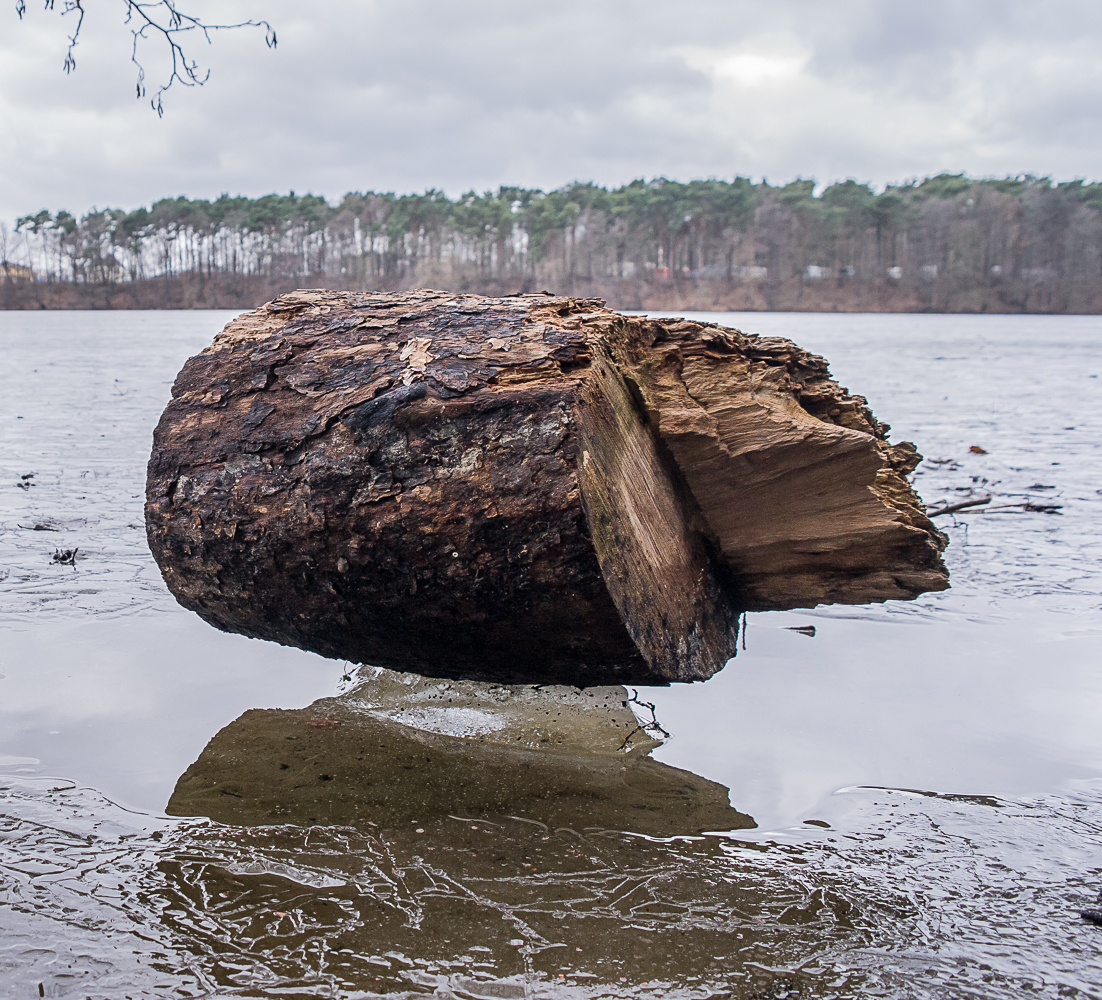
xmin=145 ymin=290 xmax=947 ymax=686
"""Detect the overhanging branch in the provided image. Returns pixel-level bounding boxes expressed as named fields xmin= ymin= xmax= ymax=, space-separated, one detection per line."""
xmin=16 ymin=0 xmax=277 ymax=115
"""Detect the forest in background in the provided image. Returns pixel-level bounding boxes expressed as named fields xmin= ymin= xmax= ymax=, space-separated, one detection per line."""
xmin=4 ymin=173 xmax=1102 ymax=312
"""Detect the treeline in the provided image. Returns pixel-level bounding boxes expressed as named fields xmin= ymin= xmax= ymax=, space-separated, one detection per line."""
xmin=5 ymin=173 xmax=1102 ymax=312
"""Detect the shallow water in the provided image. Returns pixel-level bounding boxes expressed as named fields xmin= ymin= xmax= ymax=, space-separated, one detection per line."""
xmin=1 ymin=309 xmax=1101 ymax=999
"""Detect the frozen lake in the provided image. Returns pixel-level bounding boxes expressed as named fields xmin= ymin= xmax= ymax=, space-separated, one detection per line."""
xmin=1 ymin=308 xmax=1100 ymax=998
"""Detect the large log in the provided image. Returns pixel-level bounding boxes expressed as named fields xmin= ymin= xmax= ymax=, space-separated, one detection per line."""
xmin=146 ymin=290 xmax=947 ymax=685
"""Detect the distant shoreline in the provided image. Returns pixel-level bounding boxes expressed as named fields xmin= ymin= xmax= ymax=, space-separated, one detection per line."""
xmin=0 ymin=274 xmax=1089 ymax=314
xmin=7 ymin=175 xmax=1102 ymax=315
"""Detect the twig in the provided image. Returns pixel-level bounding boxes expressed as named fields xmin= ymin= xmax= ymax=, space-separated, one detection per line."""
xmin=18 ymin=1 xmax=276 ymax=116
xmin=954 ymin=501 xmax=1063 ymax=515
xmin=617 ymin=689 xmax=670 ymax=750
xmin=928 ymin=495 xmax=991 ymax=517
xmin=125 ymin=2 xmax=276 ymax=116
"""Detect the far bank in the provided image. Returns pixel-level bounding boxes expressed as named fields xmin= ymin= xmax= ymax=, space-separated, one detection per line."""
xmin=0 ymin=271 xmax=1090 ymax=313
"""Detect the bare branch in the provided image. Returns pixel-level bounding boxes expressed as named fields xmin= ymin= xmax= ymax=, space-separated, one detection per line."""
xmin=616 ymin=689 xmax=671 ymax=750
xmin=123 ymin=2 xmax=277 ymax=116
xmin=60 ymin=1 xmax=84 ymax=75
xmin=17 ymin=0 xmax=277 ymax=115
xmin=928 ymin=495 xmax=992 ymax=517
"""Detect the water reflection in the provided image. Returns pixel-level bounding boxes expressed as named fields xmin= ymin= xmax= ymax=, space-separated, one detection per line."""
xmin=167 ymin=670 xmax=753 ymax=837
xmin=5 ymin=767 xmax=1099 ymax=998
xmin=143 ymin=669 xmax=1099 ymax=998
xmin=0 ymin=614 xmax=337 ymax=813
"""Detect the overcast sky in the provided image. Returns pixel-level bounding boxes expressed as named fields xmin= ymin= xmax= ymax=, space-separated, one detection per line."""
xmin=3 ymin=0 xmax=1102 ymax=223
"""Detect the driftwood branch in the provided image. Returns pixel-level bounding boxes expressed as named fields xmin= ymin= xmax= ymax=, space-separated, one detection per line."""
xmin=928 ymin=495 xmax=992 ymax=517
xmin=930 ymin=495 xmax=1063 ymax=517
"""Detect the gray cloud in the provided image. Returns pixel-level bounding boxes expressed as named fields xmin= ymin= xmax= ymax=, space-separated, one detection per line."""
xmin=2 ymin=0 xmax=1101 ymax=225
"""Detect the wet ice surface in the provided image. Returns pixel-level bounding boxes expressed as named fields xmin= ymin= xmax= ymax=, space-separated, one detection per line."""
xmin=0 ymin=311 xmax=341 ymax=814
xmin=2 ymin=310 xmax=1102 ymax=998
xmin=0 ymin=311 xmax=238 ymax=624
xmin=3 ymin=775 xmax=1099 ymax=1000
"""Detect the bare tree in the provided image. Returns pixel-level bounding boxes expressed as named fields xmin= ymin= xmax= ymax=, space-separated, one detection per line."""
xmin=15 ymin=1 xmax=276 ymax=115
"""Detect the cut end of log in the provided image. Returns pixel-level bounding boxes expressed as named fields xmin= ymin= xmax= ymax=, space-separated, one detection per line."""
xmin=145 ymin=289 xmax=948 ymax=685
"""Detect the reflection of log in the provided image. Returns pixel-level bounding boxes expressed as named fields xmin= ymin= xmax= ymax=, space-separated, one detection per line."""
xmin=146 ymin=290 xmax=947 ymax=685
xmin=166 ymin=673 xmax=754 ymax=837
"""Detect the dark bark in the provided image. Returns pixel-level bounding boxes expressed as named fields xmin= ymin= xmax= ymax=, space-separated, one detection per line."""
xmin=145 ymin=289 xmax=948 ymax=685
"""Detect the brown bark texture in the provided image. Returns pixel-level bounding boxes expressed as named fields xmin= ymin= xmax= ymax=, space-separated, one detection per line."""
xmin=145 ymin=289 xmax=948 ymax=686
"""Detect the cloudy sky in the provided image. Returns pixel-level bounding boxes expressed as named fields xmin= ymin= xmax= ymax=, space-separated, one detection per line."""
xmin=2 ymin=0 xmax=1101 ymax=223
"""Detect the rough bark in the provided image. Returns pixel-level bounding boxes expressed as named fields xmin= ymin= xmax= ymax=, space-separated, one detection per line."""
xmin=146 ymin=289 xmax=948 ymax=685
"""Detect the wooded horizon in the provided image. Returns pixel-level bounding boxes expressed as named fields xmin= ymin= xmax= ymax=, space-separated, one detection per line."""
xmin=5 ymin=173 xmax=1102 ymax=312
